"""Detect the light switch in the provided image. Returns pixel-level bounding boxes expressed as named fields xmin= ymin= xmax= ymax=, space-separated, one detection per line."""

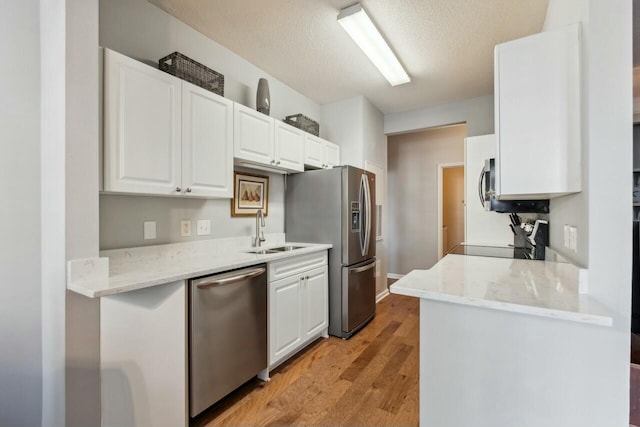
xmin=563 ymin=225 xmax=570 ymax=248
xmin=180 ymin=220 xmax=192 ymax=237
xmin=143 ymin=221 xmax=157 ymax=240
xmin=197 ymin=219 xmax=211 ymax=236
xmin=569 ymin=226 xmax=578 ymax=252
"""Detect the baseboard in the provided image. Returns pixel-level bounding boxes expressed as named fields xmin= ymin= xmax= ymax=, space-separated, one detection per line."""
xmin=387 ymin=273 xmax=405 ymax=280
xmin=376 ymin=289 xmax=390 ymax=303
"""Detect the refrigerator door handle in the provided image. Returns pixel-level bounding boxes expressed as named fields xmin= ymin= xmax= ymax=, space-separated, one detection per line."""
xmin=359 ymin=174 xmax=367 ymax=256
xmin=363 ymin=175 xmax=372 ymax=256
xmin=478 ymin=166 xmax=486 ymax=208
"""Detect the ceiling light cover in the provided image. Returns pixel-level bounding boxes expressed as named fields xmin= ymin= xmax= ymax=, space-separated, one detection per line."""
xmin=338 ymin=3 xmax=410 ymax=86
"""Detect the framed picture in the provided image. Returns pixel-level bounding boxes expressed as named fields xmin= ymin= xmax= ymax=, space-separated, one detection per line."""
xmin=232 ymin=172 xmax=269 ymax=217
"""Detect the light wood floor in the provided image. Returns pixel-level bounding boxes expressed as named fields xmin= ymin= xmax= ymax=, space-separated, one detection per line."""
xmin=192 ymin=293 xmax=419 ymax=427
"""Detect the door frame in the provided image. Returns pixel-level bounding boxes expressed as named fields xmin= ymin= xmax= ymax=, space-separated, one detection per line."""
xmin=437 ymin=162 xmax=465 ymax=260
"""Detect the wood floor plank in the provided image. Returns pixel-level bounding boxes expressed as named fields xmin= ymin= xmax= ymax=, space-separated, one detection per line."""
xmin=194 ymin=294 xmax=419 ymax=427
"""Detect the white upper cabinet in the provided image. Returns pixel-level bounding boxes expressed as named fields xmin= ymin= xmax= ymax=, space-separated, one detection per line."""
xmin=303 ymin=134 xmax=341 ymax=169
xmin=182 ymin=81 xmax=234 ymax=198
xmin=234 ymin=104 xmax=306 ymax=173
xmin=104 ymin=48 xmax=182 ymax=195
xmin=495 ymin=23 xmax=581 ymax=200
xmin=103 ymin=48 xmax=234 ymax=198
xmin=233 ymin=103 xmax=274 ymax=166
xmin=274 ymin=121 xmax=305 ymax=172
xmin=325 ymin=141 xmax=340 ymax=168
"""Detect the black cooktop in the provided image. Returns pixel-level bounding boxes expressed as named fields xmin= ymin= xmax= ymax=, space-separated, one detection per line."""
xmin=448 ymin=244 xmax=533 ymax=260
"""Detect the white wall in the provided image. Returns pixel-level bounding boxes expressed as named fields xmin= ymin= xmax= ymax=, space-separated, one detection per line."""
xmin=98 ymin=0 xmax=324 ymax=250
xmin=384 ymin=95 xmax=494 ymax=137
xmin=0 ymin=2 xmax=43 ymax=426
xmin=388 ymin=125 xmax=466 ymax=275
xmin=546 ymin=1 xmax=631 ymax=424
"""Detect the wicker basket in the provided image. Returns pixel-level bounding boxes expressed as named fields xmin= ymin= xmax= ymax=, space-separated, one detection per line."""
xmin=159 ymin=52 xmax=224 ymax=96
xmin=284 ymin=114 xmax=319 ymax=136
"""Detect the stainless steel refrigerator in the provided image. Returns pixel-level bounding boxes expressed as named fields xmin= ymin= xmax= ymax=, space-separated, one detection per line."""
xmin=285 ymin=165 xmax=376 ymax=339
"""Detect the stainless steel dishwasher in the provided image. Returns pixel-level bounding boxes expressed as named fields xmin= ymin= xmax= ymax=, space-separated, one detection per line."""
xmin=189 ymin=264 xmax=267 ymax=417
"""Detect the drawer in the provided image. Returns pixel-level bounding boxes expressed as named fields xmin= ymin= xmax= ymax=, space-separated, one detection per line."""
xmin=268 ymin=251 xmax=328 ymax=282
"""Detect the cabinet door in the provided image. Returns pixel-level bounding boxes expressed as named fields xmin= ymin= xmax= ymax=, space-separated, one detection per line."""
xmin=104 ymin=48 xmax=182 ymax=195
xmin=495 ymin=23 xmax=580 ymax=199
xmin=303 ymin=134 xmax=325 ymax=168
xmin=302 ymin=266 xmax=328 ymax=339
xmin=269 ymin=275 xmax=302 ymax=367
xmin=324 ymin=142 xmax=340 ymax=168
xmin=182 ymin=82 xmax=233 ymax=198
xmin=274 ymin=121 xmax=305 ymax=172
xmin=234 ymin=103 xmax=274 ymax=166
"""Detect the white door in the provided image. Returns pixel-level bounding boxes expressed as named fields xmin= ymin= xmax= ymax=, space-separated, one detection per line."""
xmin=104 ymin=48 xmax=182 ymax=195
xmin=274 ymin=121 xmax=304 ymax=172
xmin=182 ymin=82 xmax=233 ymax=198
xmin=303 ymin=134 xmax=324 ymax=168
xmin=233 ymin=103 xmax=274 ymax=166
xmin=269 ymin=275 xmax=302 ymax=367
xmin=324 ymin=142 xmax=340 ymax=168
xmin=302 ymin=266 xmax=328 ymax=339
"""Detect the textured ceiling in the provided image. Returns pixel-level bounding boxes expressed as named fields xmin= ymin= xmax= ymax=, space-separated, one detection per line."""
xmin=147 ymin=0 xmax=549 ymax=114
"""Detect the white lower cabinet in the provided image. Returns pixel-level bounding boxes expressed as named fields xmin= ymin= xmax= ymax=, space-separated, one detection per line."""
xmin=268 ymin=252 xmax=329 ymax=370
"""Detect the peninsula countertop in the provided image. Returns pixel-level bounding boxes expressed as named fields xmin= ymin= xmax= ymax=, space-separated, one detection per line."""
xmin=67 ymin=235 xmax=332 ymax=298
xmin=390 ymin=254 xmax=612 ymax=326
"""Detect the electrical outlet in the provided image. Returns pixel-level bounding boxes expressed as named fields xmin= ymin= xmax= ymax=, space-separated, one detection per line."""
xmin=569 ymin=226 xmax=578 ymax=252
xmin=180 ymin=220 xmax=192 ymax=237
xmin=196 ymin=219 xmax=211 ymax=236
xmin=143 ymin=221 xmax=156 ymax=240
xmin=563 ymin=225 xmax=570 ymax=248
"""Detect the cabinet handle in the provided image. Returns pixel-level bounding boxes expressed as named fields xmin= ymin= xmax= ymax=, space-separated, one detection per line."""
xmin=276 ymin=161 xmax=281 ymax=165
xmin=271 ymin=160 xmax=275 ymax=165
xmin=185 ymin=187 xmax=192 ymax=193
xmin=306 ymin=276 xmax=309 ymax=280
xmin=175 ymin=187 xmax=182 ymax=192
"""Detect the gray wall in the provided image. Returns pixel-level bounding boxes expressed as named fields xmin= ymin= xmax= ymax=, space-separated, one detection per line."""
xmin=387 ymin=125 xmax=466 ymax=275
xmin=0 ymin=1 xmax=43 ymax=426
xmin=321 ymin=96 xmax=389 ymax=296
xmin=100 ymin=0 xmax=320 ymax=121
xmin=100 ymin=170 xmax=285 ymax=250
xmin=384 ymin=95 xmax=494 ymax=137
xmin=98 ymin=0 xmax=323 ymax=250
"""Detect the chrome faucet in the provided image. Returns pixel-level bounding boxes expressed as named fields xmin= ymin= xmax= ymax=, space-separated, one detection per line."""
xmin=254 ymin=209 xmax=266 ymax=247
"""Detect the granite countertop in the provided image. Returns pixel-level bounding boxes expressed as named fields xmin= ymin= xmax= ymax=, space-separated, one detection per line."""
xmin=67 ymin=235 xmax=332 ymax=298
xmin=390 ymin=254 xmax=612 ymax=327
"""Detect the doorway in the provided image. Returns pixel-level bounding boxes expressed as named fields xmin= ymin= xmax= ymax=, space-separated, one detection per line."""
xmin=438 ymin=164 xmax=465 ymax=258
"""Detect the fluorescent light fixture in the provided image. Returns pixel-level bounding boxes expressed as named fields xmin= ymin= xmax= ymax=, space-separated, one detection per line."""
xmin=337 ymin=3 xmax=410 ymax=86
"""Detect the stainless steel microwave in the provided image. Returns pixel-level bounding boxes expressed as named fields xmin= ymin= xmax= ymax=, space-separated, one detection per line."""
xmin=479 ymin=158 xmax=549 ymax=213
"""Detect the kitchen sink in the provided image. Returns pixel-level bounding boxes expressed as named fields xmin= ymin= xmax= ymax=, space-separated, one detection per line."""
xmin=246 ymin=249 xmax=279 ymax=255
xmin=268 ymin=245 xmax=305 ymax=252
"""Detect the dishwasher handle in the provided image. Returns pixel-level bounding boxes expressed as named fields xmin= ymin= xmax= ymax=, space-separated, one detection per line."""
xmin=195 ymin=267 xmax=266 ymax=289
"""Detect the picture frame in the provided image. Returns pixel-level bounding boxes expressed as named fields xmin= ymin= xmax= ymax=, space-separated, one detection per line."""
xmin=231 ymin=172 xmax=269 ymax=217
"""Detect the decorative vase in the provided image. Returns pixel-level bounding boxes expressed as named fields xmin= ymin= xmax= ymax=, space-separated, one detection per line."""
xmin=256 ymin=78 xmax=270 ymax=116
